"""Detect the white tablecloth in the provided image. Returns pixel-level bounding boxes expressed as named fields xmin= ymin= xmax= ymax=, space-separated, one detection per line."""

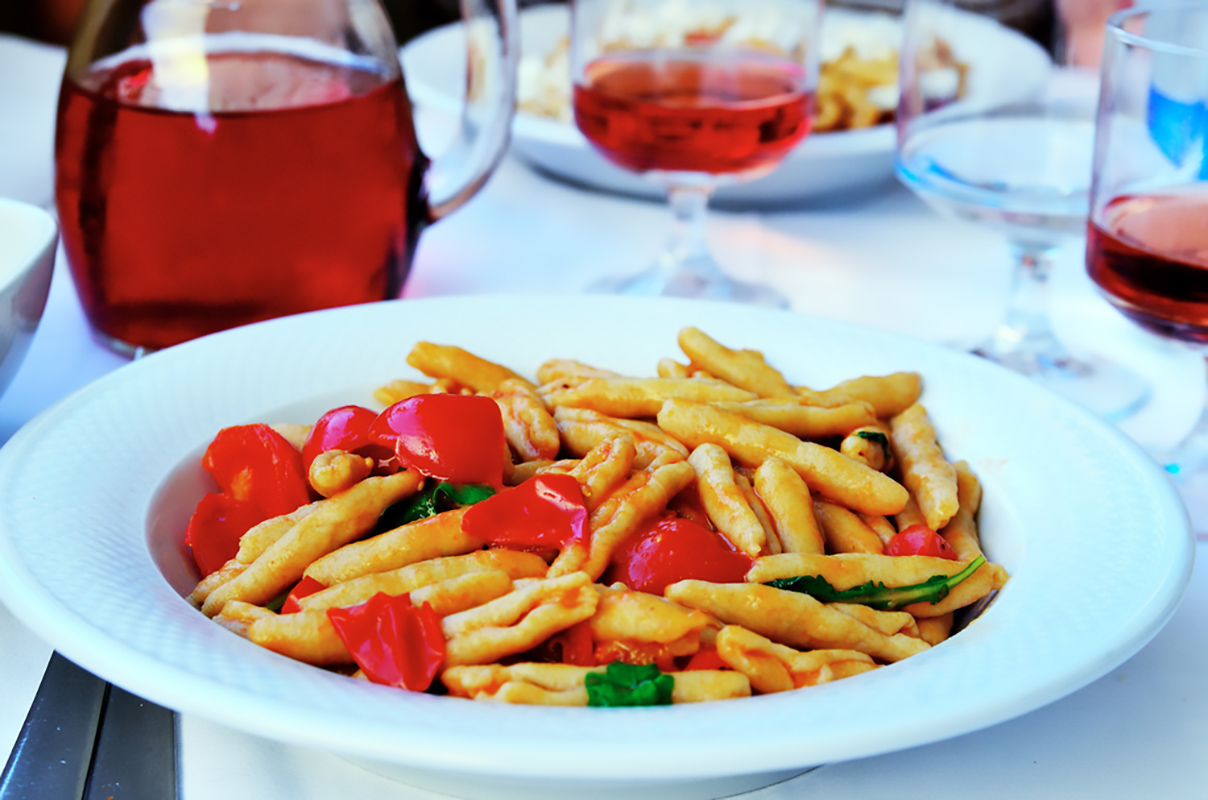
xmin=1 ymin=32 xmax=1204 ymax=799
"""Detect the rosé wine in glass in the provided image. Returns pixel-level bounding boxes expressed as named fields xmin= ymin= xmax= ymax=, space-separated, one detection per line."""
xmin=569 ymin=0 xmax=821 ymax=306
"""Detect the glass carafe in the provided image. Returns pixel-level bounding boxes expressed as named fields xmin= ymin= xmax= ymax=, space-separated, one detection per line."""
xmin=56 ymin=0 xmax=517 ymax=354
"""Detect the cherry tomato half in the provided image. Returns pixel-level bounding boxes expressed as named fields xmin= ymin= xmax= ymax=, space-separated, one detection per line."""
xmin=301 ymin=405 xmax=392 ymax=473
xmin=373 ymin=394 xmax=505 ymax=486
xmin=184 ymin=493 xmax=269 ymax=577
xmin=885 ymin=524 xmax=958 ymax=560
xmin=326 ymin=593 xmax=446 ymax=691
xmin=461 ymin=474 xmax=587 ymax=549
xmin=202 ymin=424 xmax=310 ymax=516
xmin=603 ymin=515 xmax=754 ymax=596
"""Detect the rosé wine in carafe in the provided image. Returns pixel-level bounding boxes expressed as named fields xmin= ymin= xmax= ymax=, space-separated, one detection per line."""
xmin=55 ymin=0 xmax=518 ymax=354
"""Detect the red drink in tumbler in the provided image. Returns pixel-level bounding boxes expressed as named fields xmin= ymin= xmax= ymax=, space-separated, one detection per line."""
xmin=55 ymin=48 xmax=425 ymax=351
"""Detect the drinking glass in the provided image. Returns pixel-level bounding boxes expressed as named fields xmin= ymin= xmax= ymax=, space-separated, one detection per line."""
xmin=55 ymin=0 xmax=517 ymax=355
xmin=569 ymin=0 xmax=821 ymax=307
xmin=1089 ymin=5 xmax=1208 ymax=535
xmin=896 ymin=0 xmax=1148 ymax=419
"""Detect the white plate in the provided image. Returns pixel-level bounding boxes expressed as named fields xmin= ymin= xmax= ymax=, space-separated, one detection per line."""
xmin=402 ymin=5 xmax=1052 ymax=207
xmin=0 ymin=295 xmax=1192 ymax=798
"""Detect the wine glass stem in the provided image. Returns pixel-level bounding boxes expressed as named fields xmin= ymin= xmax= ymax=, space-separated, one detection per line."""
xmin=995 ymin=240 xmax=1062 ymax=358
xmin=658 ymin=184 xmax=723 ymax=282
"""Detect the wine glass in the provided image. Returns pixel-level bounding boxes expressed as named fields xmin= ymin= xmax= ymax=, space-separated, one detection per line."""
xmin=1089 ymin=5 xmax=1208 ymax=536
xmin=895 ymin=0 xmax=1149 ymax=420
xmin=569 ymin=0 xmax=821 ymax=307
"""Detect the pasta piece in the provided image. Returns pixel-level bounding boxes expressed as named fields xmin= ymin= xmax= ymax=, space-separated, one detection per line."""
xmin=442 ymin=573 xmax=599 ymax=667
xmin=813 ymin=500 xmax=884 ymax=555
xmin=567 ymin=435 xmax=638 ymax=512
xmin=666 ymin=580 xmax=930 ymax=662
xmin=535 ymin=359 xmax=622 ymax=384
xmin=796 ymin=372 xmax=922 ymax=418
xmin=890 ymin=403 xmax=959 ymax=532
xmin=407 ymin=341 xmax=535 ymax=393
xmin=308 ymin=449 xmax=373 ymax=498
xmin=676 ymin=327 xmax=796 ymax=398
xmin=657 ymin=399 xmax=909 ymax=517
xmin=715 ymin=625 xmax=876 ymax=693
xmin=541 ymin=376 xmax=757 ymax=418
xmin=303 ymin=507 xmax=483 ymax=586
xmin=588 ymin=584 xmax=712 ymax=647
xmin=408 ymin=570 xmax=516 ymax=617
xmin=235 ymin=502 xmax=322 ymax=565
xmin=752 ymin=457 xmax=825 ymax=556
xmin=492 ymin=378 xmax=560 ymax=462
xmin=688 ymin=443 xmax=767 ymax=558
xmin=828 ymin=602 xmax=919 ymax=638
xmin=713 ymin=399 xmax=878 ymax=440
xmin=374 ymin=379 xmax=437 ymax=406
xmin=939 ymin=460 xmax=984 ymax=561
xmin=916 ymin=613 xmax=954 ymax=646
xmin=247 ymin=607 xmax=351 ymax=666
xmin=189 ymin=558 xmax=248 ymax=606
xmin=736 ymin=473 xmax=779 ymax=555
xmin=859 ymin=513 xmax=898 ymax=547
xmin=555 ymin=407 xmax=688 ymax=470
xmin=299 ymin=550 xmax=547 ymax=611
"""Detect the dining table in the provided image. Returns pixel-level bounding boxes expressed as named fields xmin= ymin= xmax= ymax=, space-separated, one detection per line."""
xmin=1 ymin=30 xmax=1206 ymax=800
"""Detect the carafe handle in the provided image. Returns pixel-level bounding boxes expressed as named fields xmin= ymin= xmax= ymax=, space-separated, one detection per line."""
xmin=424 ymin=0 xmax=519 ymax=222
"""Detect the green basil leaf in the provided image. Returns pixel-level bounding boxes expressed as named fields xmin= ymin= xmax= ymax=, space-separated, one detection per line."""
xmin=585 ymin=662 xmax=675 ymax=707
xmin=264 ymin=587 xmax=291 ymax=613
xmin=854 ymin=430 xmax=889 ymax=448
xmin=378 ymin=481 xmax=496 ymax=531
xmin=767 ymin=555 xmax=986 ymax=610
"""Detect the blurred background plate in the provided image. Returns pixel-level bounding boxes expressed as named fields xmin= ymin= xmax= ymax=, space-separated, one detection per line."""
xmin=402 ymin=3 xmax=1050 ymax=207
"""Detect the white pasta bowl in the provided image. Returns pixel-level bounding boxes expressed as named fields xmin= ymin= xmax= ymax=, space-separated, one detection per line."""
xmin=0 ymin=197 xmax=56 ymax=395
xmin=0 ymin=295 xmax=1192 ymax=799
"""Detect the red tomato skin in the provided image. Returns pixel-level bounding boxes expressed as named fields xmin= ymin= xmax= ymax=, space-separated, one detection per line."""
xmin=461 ymin=474 xmax=588 ymax=549
xmin=546 ymin=622 xmax=595 ymax=666
xmin=280 ymin=576 xmax=328 ymax=614
xmin=373 ymin=395 xmax=506 ymax=486
xmin=604 ymin=515 xmax=754 ymax=596
xmin=301 ymin=406 xmax=391 ymax=472
xmin=185 ymin=493 xmax=269 ymax=577
xmin=684 ymin=647 xmax=728 ymax=671
xmin=885 ymin=524 xmax=958 ymax=560
xmin=325 ymin=593 xmax=446 ymax=691
xmin=202 ymin=424 xmax=310 ymax=516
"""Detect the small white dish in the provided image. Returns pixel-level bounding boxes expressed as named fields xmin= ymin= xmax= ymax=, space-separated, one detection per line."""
xmin=402 ymin=5 xmax=1051 ymax=207
xmin=0 ymin=198 xmax=56 ymax=394
xmin=0 ymin=295 xmax=1192 ymax=799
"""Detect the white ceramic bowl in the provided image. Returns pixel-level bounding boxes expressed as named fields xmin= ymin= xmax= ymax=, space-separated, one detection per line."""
xmin=401 ymin=5 xmax=1052 ymax=207
xmin=0 ymin=198 xmax=56 ymax=394
xmin=0 ymin=295 xmax=1192 ymax=799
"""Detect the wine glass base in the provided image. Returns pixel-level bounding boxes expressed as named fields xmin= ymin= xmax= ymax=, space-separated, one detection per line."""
xmin=589 ymin=269 xmax=789 ymax=309
xmin=971 ymin=344 xmax=1150 ymax=422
